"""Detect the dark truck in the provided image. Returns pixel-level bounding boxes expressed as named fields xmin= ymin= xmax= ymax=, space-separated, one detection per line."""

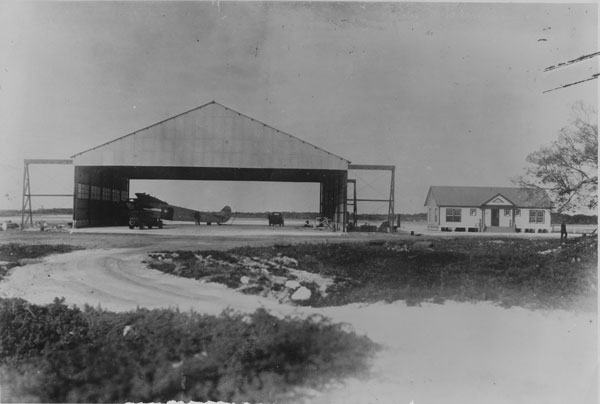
xmin=267 ymin=212 xmax=284 ymax=226
xmin=126 ymin=199 xmax=163 ymax=229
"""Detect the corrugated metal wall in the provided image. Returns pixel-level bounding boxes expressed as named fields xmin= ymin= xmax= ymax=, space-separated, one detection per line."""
xmin=73 ymin=102 xmax=348 ymax=171
xmin=320 ymin=172 xmax=347 ymax=231
xmin=74 ymin=167 xmax=129 ymax=227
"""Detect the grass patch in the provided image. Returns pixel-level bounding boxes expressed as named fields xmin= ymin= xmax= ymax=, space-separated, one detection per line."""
xmin=152 ymin=237 xmax=597 ymax=311
xmin=0 ymin=298 xmax=377 ymax=403
xmin=0 ymin=243 xmax=82 ymax=262
xmin=145 ymin=250 xmax=327 ymax=304
xmin=295 ymin=237 xmax=597 ymax=309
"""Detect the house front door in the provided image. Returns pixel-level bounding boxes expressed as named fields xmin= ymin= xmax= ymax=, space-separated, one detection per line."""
xmin=491 ymin=209 xmax=499 ymax=226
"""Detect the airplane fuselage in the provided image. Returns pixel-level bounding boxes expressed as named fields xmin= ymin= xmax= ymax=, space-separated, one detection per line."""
xmin=130 ymin=193 xmax=232 ymax=225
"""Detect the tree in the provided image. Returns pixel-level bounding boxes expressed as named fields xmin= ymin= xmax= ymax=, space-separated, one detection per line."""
xmin=514 ymin=102 xmax=598 ymax=213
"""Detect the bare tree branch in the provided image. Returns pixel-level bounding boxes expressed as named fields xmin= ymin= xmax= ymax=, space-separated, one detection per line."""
xmin=513 ymin=103 xmax=598 ymax=212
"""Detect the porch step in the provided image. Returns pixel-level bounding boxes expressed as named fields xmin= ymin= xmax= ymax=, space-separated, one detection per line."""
xmin=485 ymin=226 xmax=515 ymax=233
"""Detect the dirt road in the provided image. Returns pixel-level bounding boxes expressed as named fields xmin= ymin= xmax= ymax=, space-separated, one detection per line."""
xmin=0 ymin=230 xmax=597 ymax=404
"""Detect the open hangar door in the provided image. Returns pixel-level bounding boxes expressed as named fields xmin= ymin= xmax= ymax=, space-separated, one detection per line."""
xmin=128 ymin=180 xmax=320 ymax=216
xmin=73 ymin=166 xmax=348 ymax=230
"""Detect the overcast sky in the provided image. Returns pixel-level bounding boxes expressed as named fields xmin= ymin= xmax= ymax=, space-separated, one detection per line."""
xmin=0 ymin=1 xmax=597 ymax=214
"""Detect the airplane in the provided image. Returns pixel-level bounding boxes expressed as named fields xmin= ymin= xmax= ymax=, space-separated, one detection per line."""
xmin=125 ymin=192 xmax=232 ymax=228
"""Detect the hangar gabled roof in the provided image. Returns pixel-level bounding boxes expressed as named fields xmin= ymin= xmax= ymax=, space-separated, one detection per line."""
xmin=72 ymin=101 xmax=350 ymax=170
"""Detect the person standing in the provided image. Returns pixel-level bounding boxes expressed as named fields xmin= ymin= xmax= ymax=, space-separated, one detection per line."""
xmin=560 ymin=221 xmax=568 ymax=239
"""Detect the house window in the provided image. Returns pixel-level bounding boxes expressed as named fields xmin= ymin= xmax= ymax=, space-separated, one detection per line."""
xmin=529 ymin=210 xmax=545 ymax=224
xmin=434 ymin=208 xmax=438 ymax=222
xmin=504 ymin=209 xmax=511 ymax=216
xmin=112 ymin=189 xmax=120 ymax=202
xmin=446 ymin=208 xmax=462 ymax=222
xmin=77 ymin=184 xmax=89 ymax=199
xmin=90 ymin=186 xmax=101 ymax=200
xmin=121 ymin=190 xmax=129 ymax=201
xmin=515 ymin=209 xmax=521 ymax=216
xmin=470 ymin=208 xmax=477 ymax=216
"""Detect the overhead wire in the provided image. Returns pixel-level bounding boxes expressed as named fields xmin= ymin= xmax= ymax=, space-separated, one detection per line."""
xmin=543 ymin=50 xmax=599 ymax=93
xmin=543 ymin=73 xmax=599 ymax=94
xmin=544 ymin=51 xmax=600 ymax=72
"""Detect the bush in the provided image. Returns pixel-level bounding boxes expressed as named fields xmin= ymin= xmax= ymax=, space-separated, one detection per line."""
xmin=0 ymin=244 xmax=82 ymax=262
xmin=0 ymin=298 xmax=377 ymax=403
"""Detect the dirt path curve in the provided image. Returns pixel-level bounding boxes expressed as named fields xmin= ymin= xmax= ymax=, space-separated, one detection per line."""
xmin=0 ymin=248 xmax=297 ymax=316
xmin=0 ymin=248 xmax=597 ymax=404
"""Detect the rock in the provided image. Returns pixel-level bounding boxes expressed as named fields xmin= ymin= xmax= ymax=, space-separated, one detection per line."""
xmin=271 ymin=276 xmax=288 ymax=285
xmin=240 ymin=276 xmax=251 ymax=284
xmin=285 ymin=280 xmax=301 ymax=289
xmin=291 ymin=286 xmax=311 ymax=301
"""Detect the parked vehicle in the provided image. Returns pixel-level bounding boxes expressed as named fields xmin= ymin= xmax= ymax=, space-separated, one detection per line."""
xmin=1 ymin=221 xmax=19 ymax=231
xmin=127 ymin=210 xmax=163 ymax=230
xmin=268 ymin=212 xmax=285 ymax=226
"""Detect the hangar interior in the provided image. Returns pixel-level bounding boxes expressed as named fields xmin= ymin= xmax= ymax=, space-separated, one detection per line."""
xmin=70 ymin=101 xmax=351 ymax=229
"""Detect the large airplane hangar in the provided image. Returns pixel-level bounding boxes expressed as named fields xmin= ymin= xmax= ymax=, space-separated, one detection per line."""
xmin=70 ymin=101 xmax=350 ymax=229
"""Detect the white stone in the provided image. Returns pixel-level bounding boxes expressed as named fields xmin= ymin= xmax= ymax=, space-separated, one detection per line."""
xmin=285 ymin=280 xmax=301 ymax=289
xmin=240 ymin=276 xmax=250 ymax=284
xmin=291 ymin=286 xmax=311 ymax=301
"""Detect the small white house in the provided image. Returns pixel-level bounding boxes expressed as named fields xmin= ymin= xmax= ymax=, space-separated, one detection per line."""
xmin=424 ymin=186 xmax=553 ymax=233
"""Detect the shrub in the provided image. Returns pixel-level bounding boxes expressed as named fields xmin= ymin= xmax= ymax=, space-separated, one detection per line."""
xmin=211 ymin=238 xmax=597 ymax=309
xmin=0 ymin=299 xmax=377 ymax=403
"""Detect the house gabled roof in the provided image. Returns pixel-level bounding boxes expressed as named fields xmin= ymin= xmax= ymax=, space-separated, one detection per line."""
xmin=424 ymin=186 xmax=553 ymax=208
xmin=481 ymin=193 xmax=516 ymax=206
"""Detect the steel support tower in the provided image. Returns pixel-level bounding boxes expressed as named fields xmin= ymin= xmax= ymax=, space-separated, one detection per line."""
xmin=347 ymin=164 xmax=396 ymax=231
xmin=21 ymin=159 xmax=73 ymax=228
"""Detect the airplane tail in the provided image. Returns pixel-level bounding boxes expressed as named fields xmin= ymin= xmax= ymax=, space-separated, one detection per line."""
xmin=218 ymin=206 xmax=232 ymax=222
